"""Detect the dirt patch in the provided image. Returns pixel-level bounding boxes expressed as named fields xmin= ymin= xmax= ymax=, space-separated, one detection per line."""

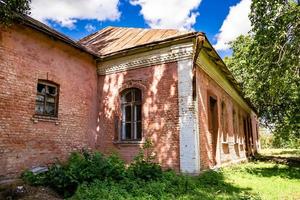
xmin=0 ymin=183 xmax=62 ymax=200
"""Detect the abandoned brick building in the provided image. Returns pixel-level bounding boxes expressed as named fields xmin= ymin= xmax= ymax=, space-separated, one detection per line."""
xmin=0 ymin=16 xmax=260 ymax=179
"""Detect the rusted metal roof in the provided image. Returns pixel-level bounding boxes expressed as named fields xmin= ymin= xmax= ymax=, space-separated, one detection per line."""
xmin=78 ymin=26 xmax=195 ymax=56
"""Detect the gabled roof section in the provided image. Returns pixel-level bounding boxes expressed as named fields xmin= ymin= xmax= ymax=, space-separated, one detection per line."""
xmin=78 ymin=26 xmax=195 ymax=56
xmin=17 ymin=15 xmax=99 ymax=57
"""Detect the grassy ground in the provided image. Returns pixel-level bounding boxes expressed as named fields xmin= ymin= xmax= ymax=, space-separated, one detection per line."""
xmin=69 ymin=161 xmax=300 ymax=200
xmin=219 ymin=161 xmax=300 ymax=200
xmin=70 ymin=149 xmax=300 ymax=200
xmin=3 ymin=149 xmax=299 ymax=200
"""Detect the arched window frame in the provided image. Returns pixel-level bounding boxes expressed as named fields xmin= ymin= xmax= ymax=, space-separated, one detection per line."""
xmin=120 ymin=88 xmax=142 ymax=141
xmin=35 ymin=80 xmax=59 ymax=117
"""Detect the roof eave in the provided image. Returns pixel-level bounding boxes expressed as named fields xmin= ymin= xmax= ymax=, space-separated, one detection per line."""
xmin=200 ymin=36 xmax=258 ymax=114
xmin=17 ymin=15 xmax=99 ymax=58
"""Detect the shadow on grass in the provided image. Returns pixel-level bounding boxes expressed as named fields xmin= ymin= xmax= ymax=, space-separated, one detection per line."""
xmin=271 ymin=149 xmax=300 ymax=156
xmin=246 ymin=151 xmax=300 ymax=181
xmin=244 ymin=163 xmax=300 ymax=180
xmin=255 ymin=153 xmax=300 ymax=167
xmin=191 ymin=170 xmax=261 ymax=200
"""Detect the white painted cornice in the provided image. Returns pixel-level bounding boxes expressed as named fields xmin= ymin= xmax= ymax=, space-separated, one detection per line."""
xmin=97 ymin=42 xmax=194 ymax=75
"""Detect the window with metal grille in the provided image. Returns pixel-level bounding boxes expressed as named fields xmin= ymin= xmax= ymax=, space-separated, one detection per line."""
xmin=35 ymin=80 xmax=59 ymax=117
xmin=120 ymin=88 xmax=142 ymax=141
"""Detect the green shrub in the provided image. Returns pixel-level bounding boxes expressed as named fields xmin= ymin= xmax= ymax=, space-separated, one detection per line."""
xmin=127 ymin=160 xmax=162 ymax=181
xmin=47 ymin=163 xmax=77 ymax=197
xmin=127 ymin=139 xmax=163 ymax=181
xmin=22 ymin=170 xmax=47 ymax=185
xmin=22 ymin=150 xmax=126 ymax=197
xmin=22 ymin=143 xmax=194 ymax=199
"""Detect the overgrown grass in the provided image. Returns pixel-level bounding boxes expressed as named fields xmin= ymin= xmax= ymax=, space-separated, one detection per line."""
xmin=70 ymin=169 xmax=258 ymax=200
xmin=22 ymin=148 xmax=300 ymax=200
xmin=70 ymin=161 xmax=300 ymax=200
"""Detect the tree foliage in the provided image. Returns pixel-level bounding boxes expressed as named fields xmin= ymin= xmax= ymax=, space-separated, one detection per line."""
xmin=0 ymin=0 xmax=31 ymax=25
xmin=225 ymin=0 xmax=300 ymax=146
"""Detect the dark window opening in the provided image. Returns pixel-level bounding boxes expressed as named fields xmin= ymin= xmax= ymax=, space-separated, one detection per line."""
xmin=35 ymin=80 xmax=59 ymax=117
xmin=208 ymin=96 xmax=218 ymax=165
xmin=233 ymin=109 xmax=238 ymax=143
xmin=221 ymin=101 xmax=228 ymax=142
xmin=121 ymin=88 xmax=142 ymax=141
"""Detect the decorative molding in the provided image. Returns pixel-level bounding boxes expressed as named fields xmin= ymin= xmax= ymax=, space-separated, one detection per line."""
xmin=97 ymin=43 xmax=194 ymax=75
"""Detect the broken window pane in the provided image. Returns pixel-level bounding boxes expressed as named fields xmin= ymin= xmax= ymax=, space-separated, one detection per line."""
xmin=36 ymin=95 xmax=44 ymax=102
xmin=35 ymin=81 xmax=58 ymax=117
xmin=35 ymin=101 xmax=44 ymax=114
xmin=48 ymin=86 xmax=56 ymax=96
xmin=37 ymin=83 xmax=46 ymax=94
xmin=45 ymin=103 xmax=55 ymax=115
xmin=46 ymin=97 xmax=55 ymax=103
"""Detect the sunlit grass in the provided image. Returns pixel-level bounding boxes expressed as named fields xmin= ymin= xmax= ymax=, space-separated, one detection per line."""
xmin=71 ymin=149 xmax=300 ymax=200
xmin=259 ymin=148 xmax=300 ymax=158
xmin=222 ymin=161 xmax=300 ymax=200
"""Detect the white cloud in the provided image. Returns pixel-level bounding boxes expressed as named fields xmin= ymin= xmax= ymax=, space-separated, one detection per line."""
xmin=30 ymin=0 xmax=120 ymax=28
xmin=130 ymin=0 xmax=202 ymax=30
xmin=85 ymin=24 xmax=96 ymax=32
xmin=214 ymin=0 xmax=252 ymax=51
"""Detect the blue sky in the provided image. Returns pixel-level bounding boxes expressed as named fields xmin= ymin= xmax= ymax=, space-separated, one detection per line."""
xmin=30 ymin=0 xmax=252 ymax=58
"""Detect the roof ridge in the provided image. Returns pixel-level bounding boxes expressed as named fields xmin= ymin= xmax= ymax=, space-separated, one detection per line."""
xmin=78 ymin=26 xmax=196 ymax=42
xmin=99 ymin=26 xmax=195 ymax=32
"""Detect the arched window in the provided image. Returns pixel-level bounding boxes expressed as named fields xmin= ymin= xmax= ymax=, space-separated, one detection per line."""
xmin=121 ymin=88 xmax=142 ymax=141
xmin=35 ymin=80 xmax=59 ymax=117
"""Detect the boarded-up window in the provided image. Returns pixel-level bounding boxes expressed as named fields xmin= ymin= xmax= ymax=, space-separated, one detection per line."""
xmin=121 ymin=88 xmax=142 ymax=141
xmin=35 ymin=80 xmax=59 ymax=117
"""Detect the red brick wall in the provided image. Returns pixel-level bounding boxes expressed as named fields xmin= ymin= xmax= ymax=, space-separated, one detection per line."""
xmin=196 ymin=67 xmax=257 ymax=170
xmin=0 ymin=24 xmax=98 ymax=179
xmin=97 ymin=63 xmax=180 ymax=171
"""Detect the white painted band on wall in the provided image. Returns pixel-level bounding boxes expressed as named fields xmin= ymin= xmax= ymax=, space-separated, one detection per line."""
xmin=178 ymin=59 xmax=200 ymax=174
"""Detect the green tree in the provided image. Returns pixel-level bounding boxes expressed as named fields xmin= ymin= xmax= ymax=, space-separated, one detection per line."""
xmin=0 ymin=0 xmax=31 ymax=25
xmin=225 ymin=0 xmax=300 ymax=147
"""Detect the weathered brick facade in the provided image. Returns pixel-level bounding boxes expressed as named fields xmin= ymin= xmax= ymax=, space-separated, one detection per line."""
xmin=0 ymin=24 xmax=98 ymax=179
xmin=0 ymin=20 xmax=259 ymax=180
xmin=196 ymin=67 xmax=249 ymax=169
xmin=97 ymin=63 xmax=180 ymax=171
